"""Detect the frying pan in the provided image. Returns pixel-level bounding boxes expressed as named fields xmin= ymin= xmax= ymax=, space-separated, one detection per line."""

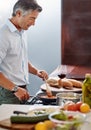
xmin=37 ymin=92 xmax=57 ymax=104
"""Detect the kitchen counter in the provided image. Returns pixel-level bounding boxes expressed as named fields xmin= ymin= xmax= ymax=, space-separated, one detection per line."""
xmin=0 ymin=104 xmax=31 ymax=121
xmin=0 ymin=104 xmax=32 ymax=129
xmin=0 ymin=104 xmax=58 ymax=130
xmin=0 ymin=104 xmax=91 ymax=130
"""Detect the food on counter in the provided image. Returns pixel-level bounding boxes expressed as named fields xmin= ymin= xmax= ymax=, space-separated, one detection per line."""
xmin=40 ymin=95 xmax=56 ymax=99
xmin=76 ymin=101 xmax=83 ymax=111
xmin=50 ymin=111 xmax=80 ymax=121
xmin=46 ymin=77 xmax=82 ymax=89
xmin=37 ymin=92 xmax=56 ymax=104
xmin=35 ymin=120 xmax=54 ymax=130
xmin=28 ymin=107 xmax=57 ymax=116
xmin=80 ymin=103 xmax=90 ymax=113
xmin=49 ymin=110 xmax=85 ymax=130
xmin=82 ymin=73 xmax=91 ymax=108
xmin=63 ymin=101 xmax=75 ymax=110
xmin=10 ymin=114 xmax=49 ymax=123
xmin=35 ymin=122 xmax=47 ymax=130
xmin=67 ymin=79 xmax=82 ymax=88
xmin=67 ymin=103 xmax=78 ymax=111
xmin=46 ymin=78 xmax=60 ymax=88
xmin=63 ymin=101 xmax=78 ymax=111
xmin=11 ymin=107 xmax=58 ymax=123
xmin=61 ymin=101 xmax=90 ymax=113
xmin=44 ymin=120 xmax=54 ymax=129
xmin=59 ymin=78 xmax=73 ymax=89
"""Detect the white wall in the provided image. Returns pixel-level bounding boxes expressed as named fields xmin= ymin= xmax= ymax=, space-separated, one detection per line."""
xmin=0 ymin=0 xmax=61 ymax=95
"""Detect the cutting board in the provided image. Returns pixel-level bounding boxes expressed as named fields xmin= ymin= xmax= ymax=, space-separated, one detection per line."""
xmin=0 ymin=118 xmax=35 ymax=130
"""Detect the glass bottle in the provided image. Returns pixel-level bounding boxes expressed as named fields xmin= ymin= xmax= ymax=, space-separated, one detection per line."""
xmin=82 ymin=73 xmax=91 ymax=108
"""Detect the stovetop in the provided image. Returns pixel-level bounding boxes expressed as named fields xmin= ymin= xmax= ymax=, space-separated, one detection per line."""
xmin=25 ymin=96 xmax=57 ymax=105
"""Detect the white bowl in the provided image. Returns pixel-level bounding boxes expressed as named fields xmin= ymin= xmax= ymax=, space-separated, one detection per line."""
xmin=49 ymin=111 xmax=86 ymax=130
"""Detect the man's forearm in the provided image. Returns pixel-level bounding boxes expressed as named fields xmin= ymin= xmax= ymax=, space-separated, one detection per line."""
xmin=28 ymin=62 xmax=38 ymax=75
xmin=0 ymin=72 xmax=15 ymax=91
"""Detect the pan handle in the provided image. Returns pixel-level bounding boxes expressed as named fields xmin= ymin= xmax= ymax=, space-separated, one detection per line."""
xmin=25 ymin=96 xmax=38 ymax=104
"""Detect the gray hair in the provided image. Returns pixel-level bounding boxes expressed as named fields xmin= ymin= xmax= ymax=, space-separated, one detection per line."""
xmin=12 ymin=0 xmax=42 ymax=16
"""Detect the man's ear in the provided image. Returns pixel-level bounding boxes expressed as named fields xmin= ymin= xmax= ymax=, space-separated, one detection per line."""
xmin=16 ymin=10 xmax=22 ymax=17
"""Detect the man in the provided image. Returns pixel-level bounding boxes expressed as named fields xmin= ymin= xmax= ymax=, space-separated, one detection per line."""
xmin=0 ymin=0 xmax=48 ymax=104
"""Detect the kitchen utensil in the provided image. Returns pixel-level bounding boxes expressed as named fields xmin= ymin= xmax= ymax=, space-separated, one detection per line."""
xmin=56 ymin=92 xmax=82 ymax=106
xmin=49 ymin=111 xmax=86 ymax=130
xmin=44 ymin=78 xmax=53 ymax=97
xmin=0 ymin=119 xmax=35 ymax=129
xmin=13 ymin=111 xmax=27 ymax=115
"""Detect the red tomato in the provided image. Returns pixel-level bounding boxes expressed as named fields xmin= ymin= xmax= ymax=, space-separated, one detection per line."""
xmin=76 ymin=101 xmax=83 ymax=111
xmin=67 ymin=103 xmax=77 ymax=111
xmin=64 ymin=101 xmax=74 ymax=110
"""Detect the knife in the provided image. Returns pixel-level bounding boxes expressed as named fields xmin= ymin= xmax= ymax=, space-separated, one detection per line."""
xmin=13 ymin=110 xmax=27 ymax=115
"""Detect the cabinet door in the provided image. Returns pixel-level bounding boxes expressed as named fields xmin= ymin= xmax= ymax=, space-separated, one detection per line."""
xmin=61 ymin=0 xmax=91 ymax=67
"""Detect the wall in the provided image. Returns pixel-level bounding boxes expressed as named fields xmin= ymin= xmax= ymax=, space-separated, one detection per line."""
xmin=0 ymin=0 xmax=61 ymax=95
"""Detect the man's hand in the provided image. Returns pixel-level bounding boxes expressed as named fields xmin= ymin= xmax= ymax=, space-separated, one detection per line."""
xmin=37 ymin=70 xmax=48 ymax=80
xmin=14 ymin=87 xmax=30 ymax=101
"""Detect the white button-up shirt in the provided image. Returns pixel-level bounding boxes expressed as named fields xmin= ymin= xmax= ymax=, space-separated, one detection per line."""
xmin=0 ymin=19 xmax=29 ymax=85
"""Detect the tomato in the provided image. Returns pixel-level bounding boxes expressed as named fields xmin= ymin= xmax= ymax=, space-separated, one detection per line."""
xmin=67 ymin=103 xmax=77 ymax=111
xmin=64 ymin=101 xmax=75 ymax=110
xmin=76 ymin=101 xmax=83 ymax=111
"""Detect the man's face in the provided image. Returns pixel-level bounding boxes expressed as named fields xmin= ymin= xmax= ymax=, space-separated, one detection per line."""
xmin=16 ymin=10 xmax=39 ymax=30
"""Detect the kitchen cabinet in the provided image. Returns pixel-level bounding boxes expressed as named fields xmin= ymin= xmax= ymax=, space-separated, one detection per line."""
xmin=61 ymin=0 xmax=91 ymax=67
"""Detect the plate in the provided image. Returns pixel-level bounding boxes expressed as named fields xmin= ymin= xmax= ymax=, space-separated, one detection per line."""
xmin=40 ymin=84 xmax=82 ymax=93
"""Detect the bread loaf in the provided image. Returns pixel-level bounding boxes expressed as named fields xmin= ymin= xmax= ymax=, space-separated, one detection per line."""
xmin=67 ymin=79 xmax=82 ymax=88
xmin=58 ymin=78 xmax=73 ymax=89
xmin=46 ymin=77 xmax=82 ymax=89
xmin=46 ymin=78 xmax=61 ymax=88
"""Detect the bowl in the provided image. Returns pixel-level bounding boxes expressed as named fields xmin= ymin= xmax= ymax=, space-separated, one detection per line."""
xmin=56 ymin=92 xmax=81 ymax=106
xmin=49 ymin=110 xmax=86 ymax=130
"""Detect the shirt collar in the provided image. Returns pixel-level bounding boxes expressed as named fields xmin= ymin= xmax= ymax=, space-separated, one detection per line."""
xmin=6 ymin=19 xmax=24 ymax=34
